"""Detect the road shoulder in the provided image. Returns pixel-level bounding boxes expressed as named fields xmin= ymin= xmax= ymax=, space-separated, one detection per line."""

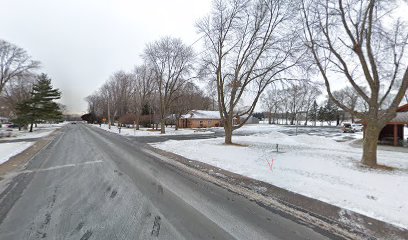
xmin=0 ymin=129 xmax=61 ymax=183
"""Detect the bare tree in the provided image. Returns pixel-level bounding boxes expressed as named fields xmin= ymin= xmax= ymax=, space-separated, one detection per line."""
xmin=262 ymin=86 xmax=284 ymax=124
xmin=143 ymin=37 xmax=195 ymax=134
xmin=286 ymin=83 xmax=308 ymax=125
xmin=197 ymin=0 xmax=302 ymax=144
xmin=301 ymin=0 xmax=408 ymax=166
xmin=263 ymin=87 xmax=287 ymax=125
xmin=1 ymin=73 xmax=37 ymax=118
xmin=0 ymin=39 xmax=40 ymax=94
xmin=302 ymin=83 xmax=322 ymax=125
xmin=85 ymin=92 xmax=105 ymax=118
xmin=333 ymin=86 xmax=366 ymax=123
xmin=171 ymin=82 xmax=212 ymax=130
xmin=131 ymin=65 xmax=156 ymax=130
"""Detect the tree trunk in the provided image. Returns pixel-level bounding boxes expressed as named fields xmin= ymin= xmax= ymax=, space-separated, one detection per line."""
xmin=160 ymin=119 xmax=165 ymax=134
xmin=361 ymin=123 xmax=381 ymax=167
xmin=136 ymin=117 xmax=140 ymax=130
xmin=175 ymin=117 xmax=179 ymax=130
xmin=29 ymin=122 xmax=34 ymax=132
xmin=268 ymin=112 xmax=272 ymax=124
xmin=304 ymin=111 xmax=309 ymax=126
xmin=224 ymin=117 xmax=233 ymax=144
xmin=224 ymin=126 xmax=233 ymax=144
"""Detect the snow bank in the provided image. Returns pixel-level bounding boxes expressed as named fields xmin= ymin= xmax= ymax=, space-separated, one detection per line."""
xmin=0 ymin=142 xmax=34 ymax=165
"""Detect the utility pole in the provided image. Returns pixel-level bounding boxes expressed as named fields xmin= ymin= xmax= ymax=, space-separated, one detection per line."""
xmin=108 ymin=97 xmax=111 ymax=129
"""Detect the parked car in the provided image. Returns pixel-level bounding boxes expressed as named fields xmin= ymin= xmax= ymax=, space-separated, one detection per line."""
xmin=351 ymin=123 xmax=363 ymax=132
xmin=342 ymin=123 xmax=355 ymax=133
xmin=0 ymin=129 xmax=13 ymax=138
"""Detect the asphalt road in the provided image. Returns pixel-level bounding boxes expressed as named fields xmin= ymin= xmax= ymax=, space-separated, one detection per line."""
xmin=0 ymin=124 xmax=333 ymax=240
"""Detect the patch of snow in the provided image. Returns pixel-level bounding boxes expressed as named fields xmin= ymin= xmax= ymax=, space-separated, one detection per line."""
xmin=96 ymin=124 xmax=215 ymax=136
xmin=181 ymin=110 xmax=221 ymax=119
xmin=1 ymin=122 xmax=67 ymax=140
xmin=151 ymin=124 xmax=408 ymax=229
xmin=0 ymin=142 xmax=34 ymax=165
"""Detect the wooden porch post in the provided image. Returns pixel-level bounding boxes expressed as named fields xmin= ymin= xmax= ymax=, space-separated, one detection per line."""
xmin=393 ymin=124 xmax=398 ymax=146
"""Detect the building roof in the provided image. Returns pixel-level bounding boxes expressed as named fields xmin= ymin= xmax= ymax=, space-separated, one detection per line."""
xmin=181 ymin=110 xmax=221 ymax=120
xmin=397 ymin=103 xmax=408 ymax=112
xmin=389 ymin=112 xmax=408 ymax=124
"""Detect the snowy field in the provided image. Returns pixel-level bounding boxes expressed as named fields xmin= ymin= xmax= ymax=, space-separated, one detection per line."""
xmin=0 ymin=123 xmax=67 ymax=165
xmin=151 ymin=124 xmax=408 ymax=229
xmin=95 ymin=124 xmax=215 ymax=136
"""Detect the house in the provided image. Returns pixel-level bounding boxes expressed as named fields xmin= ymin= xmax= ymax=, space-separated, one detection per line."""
xmin=377 ymin=104 xmax=408 ymax=146
xmin=177 ymin=110 xmax=223 ymax=128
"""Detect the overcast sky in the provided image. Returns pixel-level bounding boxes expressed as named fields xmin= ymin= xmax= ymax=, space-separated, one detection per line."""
xmin=1 ymin=0 xmax=212 ymax=114
xmin=2 ymin=1 xmax=408 ymax=114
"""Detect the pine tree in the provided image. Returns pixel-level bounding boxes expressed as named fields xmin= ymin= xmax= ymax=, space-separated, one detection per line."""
xmin=317 ymin=106 xmax=325 ymax=125
xmin=15 ymin=73 xmax=62 ymax=132
xmin=309 ymin=100 xmax=319 ymax=126
xmin=323 ymin=100 xmax=338 ymax=125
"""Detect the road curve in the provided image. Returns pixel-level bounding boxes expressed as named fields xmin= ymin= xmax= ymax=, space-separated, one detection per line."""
xmin=0 ymin=124 xmax=332 ymax=240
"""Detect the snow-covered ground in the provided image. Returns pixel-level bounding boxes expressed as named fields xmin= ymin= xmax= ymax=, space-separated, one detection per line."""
xmin=0 ymin=123 xmax=67 ymax=165
xmin=0 ymin=142 xmax=34 ymax=165
xmin=151 ymin=124 xmax=408 ymax=229
xmin=2 ymin=123 xmax=66 ymax=140
xmin=95 ymin=124 xmax=215 ymax=136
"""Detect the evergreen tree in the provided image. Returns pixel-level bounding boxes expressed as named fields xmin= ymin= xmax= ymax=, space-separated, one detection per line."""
xmin=317 ymin=106 xmax=325 ymax=125
xmin=323 ymin=100 xmax=338 ymax=125
xmin=15 ymin=73 xmax=62 ymax=132
xmin=309 ymin=100 xmax=319 ymax=126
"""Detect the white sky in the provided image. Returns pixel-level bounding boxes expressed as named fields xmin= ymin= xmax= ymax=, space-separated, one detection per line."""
xmin=1 ymin=0 xmax=212 ymax=114
xmin=1 ymin=1 xmax=408 ymax=114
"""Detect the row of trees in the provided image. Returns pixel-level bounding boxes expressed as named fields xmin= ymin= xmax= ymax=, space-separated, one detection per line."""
xmin=262 ymin=82 xmax=322 ymax=125
xmin=261 ymin=82 xmax=368 ymax=126
xmin=0 ymin=39 xmax=63 ymax=131
xmin=86 ymin=0 xmax=408 ymax=167
xmin=85 ymin=46 xmax=212 ymax=132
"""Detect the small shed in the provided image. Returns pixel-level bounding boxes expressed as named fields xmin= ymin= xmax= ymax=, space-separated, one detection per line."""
xmin=378 ymin=104 xmax=408 ymax=146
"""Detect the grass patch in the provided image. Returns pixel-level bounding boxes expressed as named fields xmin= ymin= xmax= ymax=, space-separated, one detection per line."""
xmin=359 ymin=163 xmax=396 ymax=172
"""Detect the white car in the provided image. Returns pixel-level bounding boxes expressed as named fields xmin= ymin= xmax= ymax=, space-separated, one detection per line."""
xmin=351 ymin=123 xmax=363 ymax=132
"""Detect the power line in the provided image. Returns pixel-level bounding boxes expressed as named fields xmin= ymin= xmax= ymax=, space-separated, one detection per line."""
xmin=188 ymin=35 xmax=205 ymax=48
